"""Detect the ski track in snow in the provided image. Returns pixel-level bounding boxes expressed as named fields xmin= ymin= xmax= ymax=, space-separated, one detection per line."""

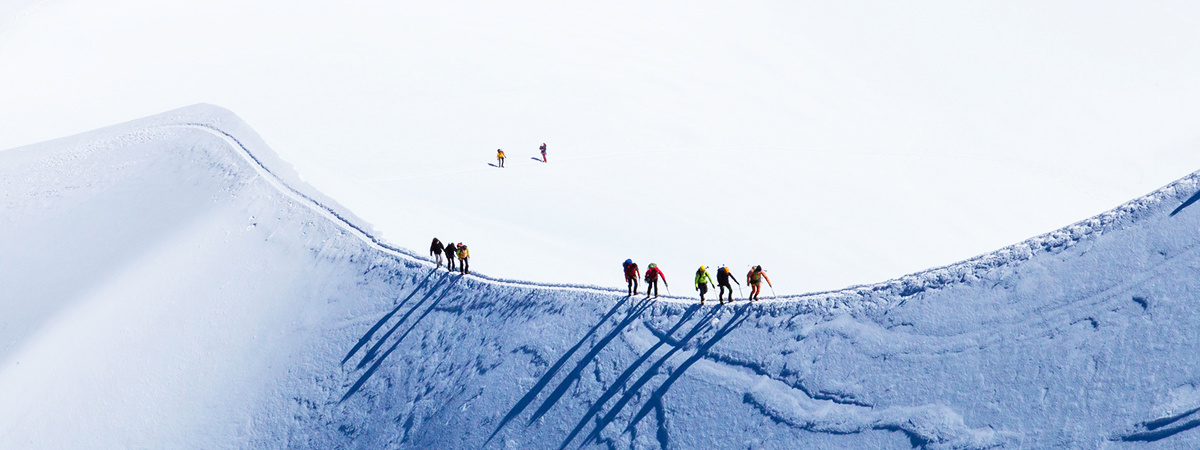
xmin=7 ymin=105 xmax=1200 ymax=449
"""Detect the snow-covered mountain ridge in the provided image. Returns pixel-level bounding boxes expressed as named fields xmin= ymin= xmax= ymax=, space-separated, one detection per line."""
xmin=3 ymin=105 xmax=1200 ymax=449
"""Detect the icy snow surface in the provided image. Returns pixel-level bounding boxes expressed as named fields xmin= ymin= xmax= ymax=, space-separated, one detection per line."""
xmin=4 ymin=105 xmax=1200 ymax=449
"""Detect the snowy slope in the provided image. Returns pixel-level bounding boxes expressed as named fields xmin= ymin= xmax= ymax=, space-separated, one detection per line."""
xmin=5 ymin=1 xmax=1200 ymax=292
xmin=5 ymin=106 xmax=1200 ymax=449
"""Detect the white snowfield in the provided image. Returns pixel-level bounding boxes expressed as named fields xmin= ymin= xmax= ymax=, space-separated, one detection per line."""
xmin=4 ymin=105 xmax=1200 ymax=449
xmin=7 ymin=1 xmax=1200 ymax=295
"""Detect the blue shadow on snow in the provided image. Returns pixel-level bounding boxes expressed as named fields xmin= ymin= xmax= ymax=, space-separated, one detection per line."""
xmin=1170 ymin=189 xmax=1200 ymax=217
xmin=340 ymin=274 xmax=463 ymax=403
xmin=342 ymin=268 xmax=441 ymax=365
xmin=486 ymin=295 xmax=640 ymax=444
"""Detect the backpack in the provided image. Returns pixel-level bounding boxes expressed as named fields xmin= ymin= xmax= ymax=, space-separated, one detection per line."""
xmin=645 ymin=268 xmax=657 ymax=283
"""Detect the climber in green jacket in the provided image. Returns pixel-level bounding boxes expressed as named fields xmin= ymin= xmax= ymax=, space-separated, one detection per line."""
xmin=695 ymin=266 xmax=715 ymax=305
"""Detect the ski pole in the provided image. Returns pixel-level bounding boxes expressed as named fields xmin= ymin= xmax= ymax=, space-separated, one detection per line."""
xmin=769 ymin=284 xmax=776 ymax=299
xmin=665 ymin=284 xmax=672 ymax=297
xmin=736 ymin=283 xmax=743 ymax=299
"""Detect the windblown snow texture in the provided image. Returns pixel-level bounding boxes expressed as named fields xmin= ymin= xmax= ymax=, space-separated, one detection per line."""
xmin=3 ymin=104 xmax=1200 ymax=449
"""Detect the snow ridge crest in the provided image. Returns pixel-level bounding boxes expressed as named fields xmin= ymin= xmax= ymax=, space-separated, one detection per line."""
xmin=49 ymin=104 xmax=1200 ymax=315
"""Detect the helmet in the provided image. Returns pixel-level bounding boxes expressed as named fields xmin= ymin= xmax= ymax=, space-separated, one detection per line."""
xmin=649 ymin=263 xmax=657 ymax=268
xmin=699 ymin=266 xmax=706 ymax=271
xmin=625 ymin=259 xmax=633 ymax=265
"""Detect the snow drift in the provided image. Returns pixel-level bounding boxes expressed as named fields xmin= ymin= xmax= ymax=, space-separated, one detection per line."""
xmin=3 ymin=105 xmax=1200 ymax=449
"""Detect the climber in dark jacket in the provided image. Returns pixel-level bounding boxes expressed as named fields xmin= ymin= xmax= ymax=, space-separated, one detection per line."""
xmin=444 ymin=241 xmax=457 ymax=272
xmin=716 ymin=266 xmax=739 ymax=304
xmin=430 ymin=238 xmax=445 ymax=267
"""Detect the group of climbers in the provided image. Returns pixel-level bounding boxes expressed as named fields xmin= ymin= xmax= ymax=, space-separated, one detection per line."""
xmin=495 ymin=143 xmax=548 ymax=167
xmin=622 ymin=259 xmax=669 ymax=298
xmin=426 ymin=243 xmax=770 ymax=303
xmin=693 ymin=265 xmax=771 ymax=304
xmin=625 ymin=259 xmax=772 ymax=304
xmin=426 ymin=242 xmax=770 ymax=304
xmin=430 ymin=237 xmax=470 ymax=275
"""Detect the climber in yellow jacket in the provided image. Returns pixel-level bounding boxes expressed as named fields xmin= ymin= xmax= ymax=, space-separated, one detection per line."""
xmin=456 ymin=243 xmax=470 ymax=275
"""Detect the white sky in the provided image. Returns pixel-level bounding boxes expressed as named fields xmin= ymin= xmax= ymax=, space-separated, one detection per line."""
xmin=3 ymin=1 xmax=1200 ymax=293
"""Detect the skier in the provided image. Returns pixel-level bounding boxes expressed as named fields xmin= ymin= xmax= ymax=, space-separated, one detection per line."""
xmin=444 ymin=240 xmax=457 ymax=272
xmin=746 ymin=265 xmax=772 ymax=301
xmin=497 ymin=149 xmax=506 ymax=168
xmin=643 ymin=263 xmax=667 ymax=298
xmin=716 ymin=265 xmax=739 ymax=304
xmin=457 ymin=243 xmax=470 ymax=275
xmin=694 ymin=266 xmax=715 ymax=305
xmin=540 ymin=143 xmax=547 ymax=162
xmin=430 ymin=237 xmax=445 ymax=268
xmin=623 ymin=259 xmax=640 ymax=296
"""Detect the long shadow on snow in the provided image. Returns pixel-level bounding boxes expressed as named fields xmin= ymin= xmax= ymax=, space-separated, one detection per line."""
xmin=577 ymin=306 xmax=743 ymax=448
xmin=556 ymin=305 xmax=702 ymax=450
xmin=356 ymin=272 xmax=456 ymax=369
xmin=486 ymin=295 xmax=640 ymax=444
xmin=622 ymin=306 xmax=751 ymax=434
xmin=342 ymin=268 xmax=441 ymax=365
xmin=1120 ymin=406 xmax=1200 ymax=442
xmin=527 ymin=297 xmax=656 ymax=424
xmin=340 ymin=274 xmax=463 ymax=403
xmin=1171 ymin=189 xmax=1200 ymax=217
